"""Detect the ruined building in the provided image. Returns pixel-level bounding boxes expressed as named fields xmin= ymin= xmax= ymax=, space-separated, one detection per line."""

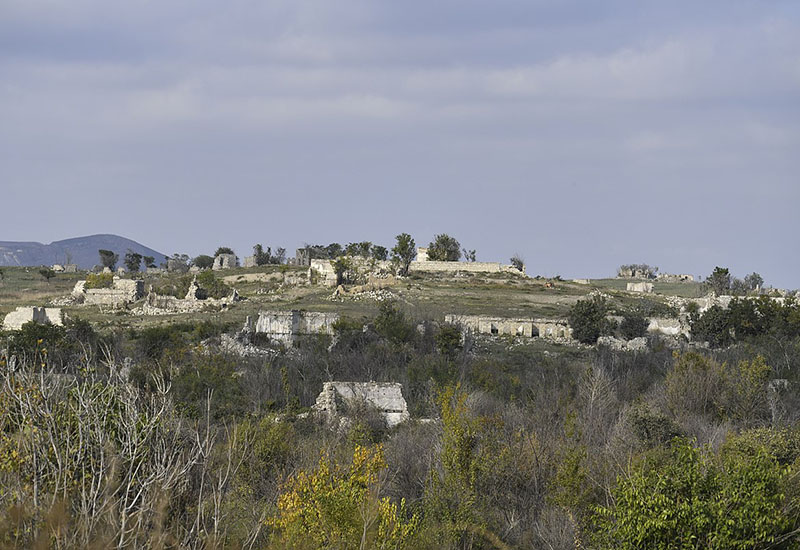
xmin=3 ymin=307 xmax=63 ymax=331
xmin=212 ymin=254 xmax=238 ymax=270
xmin=244 ymin=310 xmax=340 ymax=345
xmin=72 ymin=277 xmax=144 ymax=307
xmin=445 ymin=314 xmax=573 ymax=341
xmin=312 ymin=382 xmax=410 ymax=428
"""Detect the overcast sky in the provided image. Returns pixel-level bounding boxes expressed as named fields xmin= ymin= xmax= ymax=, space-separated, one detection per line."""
xmin=1 ymin=1 xmax=798 ymax=287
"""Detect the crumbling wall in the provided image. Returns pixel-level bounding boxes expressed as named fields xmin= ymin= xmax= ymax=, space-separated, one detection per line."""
xmin=246 ymin=310 xmax=340 ymax=344
xmin=627 ymin=282 xmax=654 ymax=293
xmin=3 ymin=307 xmax=63 ymax=331
xmin=243 ymin=256 xmax=257 ymax=268
xmin=647 ymin=317 xmax=689 ymax=337
xmin=445 ymin=314 xmax=572 ymax=341
xmin=73 ymin=277 xmax=144 ymax=307
xmin=212 ymin=254 xmax=238 ymax=270
xmin=657 ymin=273 xmax=694 ymax=283
xmin=409 ymin=261 xmax=524 ymax=276
xmin=309 ymin=258 xmax=394 ymax=287
xmin=313 ymin=382 xmax=410 ymax=427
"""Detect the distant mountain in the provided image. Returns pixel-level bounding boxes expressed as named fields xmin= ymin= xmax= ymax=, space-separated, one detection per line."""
xmin=0 ymin=234 xmax=168 ymax=269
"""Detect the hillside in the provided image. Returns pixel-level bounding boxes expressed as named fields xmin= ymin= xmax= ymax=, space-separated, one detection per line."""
xmin=0 ymin=234 xmax=167 ymax=269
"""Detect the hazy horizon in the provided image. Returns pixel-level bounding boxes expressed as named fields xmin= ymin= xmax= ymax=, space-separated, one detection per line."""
xmin=2 ymin=1 xmax=798 ymax=288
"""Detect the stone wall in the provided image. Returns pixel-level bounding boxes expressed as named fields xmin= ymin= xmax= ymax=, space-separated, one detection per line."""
xmin=657 ymin=273 xmax=694 ymax=283
xmin=312 ymin=382 xmax=410 ymax=427
xmin=409 ymin=260 xmax=524 ymax=276
xmin=243 ymin=256 xmax=257 ymax=268
xmin=246 ymin=310 xmax=340 ymax=344
xmin=445 ymin=314 xmax=573 ymax=341
xmin=3 ymin=307 xmax=63 ymax=331
xmin=309 ymin=258 xmax=394 ymax=287
xmin=212 ymin=254 xmax=238 ymax=270
xmin=647 ymin=317 xmax=688 ymax=337
xmin=627 ymin=282 xmax=654 ymax=293
xmin=73 ymin=277 xmax=144 ymax=307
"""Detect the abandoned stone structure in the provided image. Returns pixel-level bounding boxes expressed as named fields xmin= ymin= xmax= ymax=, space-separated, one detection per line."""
xmin=52 ymin=264 xmax=78 ymax=273
xmin=445 ymin=314 xmax=573 ymax=341
xmin=134 ymin=277 xmax=240 ymax=316
xmin=411 ymin=248 xmax=524 ymax=276
xmin=309 ymin=258 xmax=394 ymax=287
xmin=617 ymin=265 xmax=657 ymax=279
xmin=72 ymin=277 xmax=144 ymax=307
xmin=597 ymin=336 xmax=648 ymax=352
xmin=647 ymin=317 xmax=689 ymax=338
xmin=244 ymin=310 xmax=340 ymax=345
xmin=627 ymin=282 xmax=654 ymax=293
xmin=3 ymin=307 xmax=63 ymax=331
xmin=657 ymin=273 xmax=695 ymax=283
xmin=312 ymin=382 xmax=410 ymax=428
xmin=167 ymin=258 xmax=189 ymax=273
xmin=212 ymin=254 xmax=238 ymax=270
xmin=243 ymin=256 xmax=257 ymax=268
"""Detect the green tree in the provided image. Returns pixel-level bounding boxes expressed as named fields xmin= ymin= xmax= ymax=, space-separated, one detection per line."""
xmin=253 ymin=243 xmax=271 ymax=266
xmin=124 ymin=250 xmax=142 ymax=272
xmin=619 ymin=311 xmax=649 ymax=339
xmin=568 ymin=297 xmax=613 ymax=344
xmin=371 ymin=244 xmax=388 ymax=261
xmin=214 ymin=246 xmax=235 ymax=256
xmin=427 ymin=234 xmax=461 ymax=262
xmin=391 ymin=233 xmax=416 ymax=276
xmin=707 ymin=266 xmax=731 ymax=295
xmin=38 ymin=268 xmax=55 ymax=283
xmin=744 ymin=272 xmax=764 ymax=292
xmin=192 ymin=254 xmax=214 ymax=269
xmin=690 ymin=305 xmax=731 ymax=347
xmin=462 ymin=248 xmax=477 ymax=262
xmin=98 ymin=249 xmax=118 ymax=270
xmin=142 ymin=255 xmax=156 ymax=269
xmin=510 ymin=255 xmax=524 ymax=271
xmin=593 ymin=436 xmax=800 ymax=550
xmin=332 ymin=256 xmax=354 ymax=286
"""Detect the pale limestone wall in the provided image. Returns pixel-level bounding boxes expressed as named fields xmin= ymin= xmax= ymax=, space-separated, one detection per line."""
xmin=212 ymin=254 xmax=238 ymax=270
xmin=416 ymin=247 xmax=429 ymax=262
xmin=310 ymin=259 xmax=338 ymax=286
xmin=313 ymin=382 xmax=410 ymax=427
xmin=3 ymin=307 xmax=63 ymax=331
xmin=250 ymin=310 xmax=340 ymax=344
xmin=597 ymin=336 xmax=648 ymax=351
xmin=657 ymin=273 xmax=694 ymax=283
xmin=627 ymin=282 xmax=654 ymax=293
xmin=409 ymin=261 xmax=525 ymax=276
xmin=445 ymin=314 xmax=572 ymax=341
xmin=309 ymin=258 xmax=394 ymax=287
xmin=74 ymin=277 xmax=144 ymax=306
xmin=648 ymin=317 xmax=689 ymax=337
xmin=243 ymin=256 xmax=257 ymax=268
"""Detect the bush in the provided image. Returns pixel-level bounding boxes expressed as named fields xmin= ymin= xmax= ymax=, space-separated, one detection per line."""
xmin=619 ymin=312 xmax=649 ymax=340
xmin=196 ymin=270 xmax=231 ymax=299
xmin=192 ymin=255 xmax=214 ymax=269
xmin=85 ymin=272 xmax=113 ymax=289
xmin=568 ymin=297 xmax=613 ymax=344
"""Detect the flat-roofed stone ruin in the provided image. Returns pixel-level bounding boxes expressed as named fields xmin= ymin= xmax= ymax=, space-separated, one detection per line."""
xmin=3 ymin=307 xmax=63 ymax=331
xmin=212 ymin=253 xmax=238 ymax=270
xmin=72 ymin=277 xmax=144 ymax=307
xmin=312 ymin=381 xmax=410 ymax=428
xmin=656 ymin=273 xmax=694 ymax=283
xmin=627 ymin=282 xmax=654 ymax=293
xmin=410 ymin=247 xmax=525 ymax=276
xmin=445 ymin=314 xmax=574 ymax=341
xmin=244 ymin=310 xmax=339 ymax=345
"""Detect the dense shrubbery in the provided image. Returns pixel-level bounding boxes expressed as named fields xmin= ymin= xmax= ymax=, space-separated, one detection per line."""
xmin=691 ymin=296 xmax=800 ymax=346
xmin=2 ymin=303 xmax=800 ymax=548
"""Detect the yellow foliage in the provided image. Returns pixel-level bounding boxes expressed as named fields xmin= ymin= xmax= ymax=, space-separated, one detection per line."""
xmin=269 ymin=444 xmax=417 ymax=550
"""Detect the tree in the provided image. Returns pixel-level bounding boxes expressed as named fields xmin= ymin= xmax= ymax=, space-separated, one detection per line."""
xmin=274 ymin=247 xmax=286 ymax=264
xmin=391 ymin=233 xmax=416 ymax=276
xmin=332 ymin=256 xmax=354 ymax=286
xmin=253 ymin=244 xmax=271 ymax=266
xmin=38 ymin=268 xmax=55 ymax=283
xmin=568 ymin=296 xmax=613 ymax=344
xmin=427 ymin=234 xmax=461 ymax=262
xmin=371 ymin=245 xmax=388 ymax=261
xmin=690 ymin=305 xmax=731 ymax=347
xmin=619 ymin=311 xmax=649 ymax=339
xmin=707 ymin=266 xmax=731 ymax=295
xmin=143 ymin=255 xmax=156 ymax=269
xmin=510 ymin=255 xmax=524 ymax=271
xmin=124 ymin=250 xmax=142 ymax=272
xmin=214 ymin=246 xmax=235 ymax=257
xmin=192 ymin=255 xmax=214 ymax=270
xmin=346 ymin=241 xmax=372 ymax=258
xmin=462 ymin=248 xmax=477 ymax=262
xmin=98 ymin=249 xmax=118 ymax=271
xmin=744 ymin=272 xmax=764 ymax=292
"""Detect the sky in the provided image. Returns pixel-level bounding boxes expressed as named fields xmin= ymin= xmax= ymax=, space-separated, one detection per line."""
xmin=1 ymin=0 xmax=798 ymax=288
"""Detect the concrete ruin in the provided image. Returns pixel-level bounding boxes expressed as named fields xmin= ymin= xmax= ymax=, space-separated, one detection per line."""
xmin=627 ymin=282 xmax=654 ymax=293
xmin=72 ymin=277 xmax=144 ymax=307
xmin=445 ymin=314 xmax=573 ymax=341
xmin=212 ymin=254 xmax=238 ymax=270
xmin=312 ymin=382 xmax=410 ymax=428
xmin=244 ymin=310 xmax=340 ymax=345
xmin=3 ymin=307 xmax=63 ymax=331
